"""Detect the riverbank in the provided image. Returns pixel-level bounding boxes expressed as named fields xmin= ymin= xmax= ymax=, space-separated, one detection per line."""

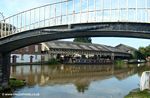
xmin=125 ymin=89 xmax=150 ymax=98
xmin=0 ymin=78 xmax=26 ymax=94
xmin=11 ymin=59 xmax=148 ymax=66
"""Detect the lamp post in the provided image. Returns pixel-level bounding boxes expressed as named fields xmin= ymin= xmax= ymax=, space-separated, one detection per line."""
xmin=0 ymin=12 xmax=5 ymax=38
xmin=0 ymin=12 xmax=5 ymax=21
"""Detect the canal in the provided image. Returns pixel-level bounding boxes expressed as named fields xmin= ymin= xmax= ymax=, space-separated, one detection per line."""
xmin=8 ymin=63 xmax=150 ymax=98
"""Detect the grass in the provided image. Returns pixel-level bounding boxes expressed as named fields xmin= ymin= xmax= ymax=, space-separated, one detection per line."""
xmin=9 ymin=78 xmax=26 ymax=88
xmin=0 ymin=78 xmax=26 ymax=93
xmin=125 ymin=90 xmax=150 ymax=98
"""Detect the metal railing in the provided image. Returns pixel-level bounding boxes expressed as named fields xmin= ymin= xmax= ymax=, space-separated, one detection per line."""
xmin=0 ymin=0 xmax=150 ymax=38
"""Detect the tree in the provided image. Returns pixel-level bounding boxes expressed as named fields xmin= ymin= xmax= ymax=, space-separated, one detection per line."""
xmin=138 ymin=45 xmax=150 ymax=59
xmin=73 ymin=37 xmax=92 ymax=43
xmin=132 ymin=50 xmax=145 ymax=59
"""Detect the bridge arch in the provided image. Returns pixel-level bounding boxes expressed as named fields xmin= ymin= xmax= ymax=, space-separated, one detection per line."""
xmin=0 ymin=22 xmax=150 ymax=53
xmin=1 ymin=0 xmax=150 ymax=38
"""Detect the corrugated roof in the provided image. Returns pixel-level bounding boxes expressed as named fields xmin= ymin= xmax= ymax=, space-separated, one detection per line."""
xmin=45 ymin=41 xmax=129 ymax=53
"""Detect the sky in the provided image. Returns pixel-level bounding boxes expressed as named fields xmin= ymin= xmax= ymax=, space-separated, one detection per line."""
xmin=0 ymin=0 xmax=150 ymax=49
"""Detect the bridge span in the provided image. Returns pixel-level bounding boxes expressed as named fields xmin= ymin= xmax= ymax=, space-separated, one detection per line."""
xmin=0 ymin=0 xmax=150 ymax=87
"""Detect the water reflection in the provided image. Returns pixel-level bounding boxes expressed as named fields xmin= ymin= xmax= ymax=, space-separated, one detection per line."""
xmin=10 ymin=64 xmax=150 ymax=98
xmin=11 ymin=65 xmax=114 ymax=87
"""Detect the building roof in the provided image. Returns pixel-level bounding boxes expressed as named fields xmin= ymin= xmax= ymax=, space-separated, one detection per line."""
xmin=45 ymin=41 xmax=129 ymax=54
xmin=115 ymin=44 xmax=137 ymax=53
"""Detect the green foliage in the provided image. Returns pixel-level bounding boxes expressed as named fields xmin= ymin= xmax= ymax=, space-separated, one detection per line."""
xmin=48 ymin=58 xmax=60 ymax=65
xmin=73 ymin=37 xmax=92 ymax=43
xmin=132 ymin=51 xmax=145 ymax=59
xmin=139 ymin=45 xmax=150 ymax=58
xmin=115 ymin=60 xmax=125 ymax=66
xmin=0 ymin=78 xmax=25 ymax=92
xmin=0 ymin=86 xmax=2 ymax=91
xmin=9 ymin=79 xmax=25 ymax=87
xmin=125 ymin=90 xmax=150 ymax=98
xmin=131 ymin=45 xmax=150 ymax=60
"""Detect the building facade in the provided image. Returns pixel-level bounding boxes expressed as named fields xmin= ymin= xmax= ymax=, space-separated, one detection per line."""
xmin=11 ymin=41 xmax=134 ymax=64
xmin=43 ymin=41 xmax=132 ymax=64
xmin=11 ymin=44 xmax=42 ymax=63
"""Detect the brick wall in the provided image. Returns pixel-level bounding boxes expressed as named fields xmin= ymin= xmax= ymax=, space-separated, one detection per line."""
xmin=12 ymin=44 xmax=42 ymax=54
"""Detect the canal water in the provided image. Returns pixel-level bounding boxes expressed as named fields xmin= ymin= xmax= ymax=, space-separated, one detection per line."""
xmin=9 ymin=63 xmax=150 ymax=98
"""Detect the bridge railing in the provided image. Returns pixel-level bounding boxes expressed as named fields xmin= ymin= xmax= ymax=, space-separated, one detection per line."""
xmin=0 ymin=0 xmax=150 ymax=38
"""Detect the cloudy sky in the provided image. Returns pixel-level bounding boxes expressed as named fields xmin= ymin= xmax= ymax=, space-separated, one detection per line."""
xmin=0 ymin=0 xmax=150 ymax=49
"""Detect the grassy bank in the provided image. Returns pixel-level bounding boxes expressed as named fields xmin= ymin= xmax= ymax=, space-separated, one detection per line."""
xmin=125 ymin=89 xmax=150 ymax=98
xmin=0 ymin=78 xmax=26 ymax=93
xmin=9 ymin=78 xmax=26 ymax=88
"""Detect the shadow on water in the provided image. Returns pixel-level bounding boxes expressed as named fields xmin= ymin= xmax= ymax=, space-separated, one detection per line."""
xmin=2 ymin=63 xmax=150 ymax=98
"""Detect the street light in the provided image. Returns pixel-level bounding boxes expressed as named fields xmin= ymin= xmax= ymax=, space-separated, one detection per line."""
xmin=0 ymin=12 xmax=5 ymax=38
xmin=0 ymin=12 xmax=5 ymax=21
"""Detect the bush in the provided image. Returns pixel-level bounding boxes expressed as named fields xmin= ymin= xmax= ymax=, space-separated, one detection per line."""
xmin=48 ymin=58 xmax=60 ymax=65
xmin=115 ymin=60 xmax=125 ymax=65
xmin=114 ymin=60 xmax=125 ymax=69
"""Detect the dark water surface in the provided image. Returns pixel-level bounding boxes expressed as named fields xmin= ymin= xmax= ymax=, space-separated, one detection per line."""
xmin=9 ymin=64 xmax=150 ymax=98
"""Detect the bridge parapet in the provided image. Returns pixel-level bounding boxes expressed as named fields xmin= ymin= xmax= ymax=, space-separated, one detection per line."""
xmin=0 ymin=0 xmax=150 ymax=38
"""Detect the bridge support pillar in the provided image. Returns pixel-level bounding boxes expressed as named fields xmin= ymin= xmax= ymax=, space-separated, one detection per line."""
xmin=0 ymin=53 xmax=10 ymax=88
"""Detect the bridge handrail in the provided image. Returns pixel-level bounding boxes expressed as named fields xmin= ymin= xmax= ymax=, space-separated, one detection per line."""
xmin=0 ymin=0 xmax=150 ymax=38
xmin=2 ymin=0 xmax=71 ymax=21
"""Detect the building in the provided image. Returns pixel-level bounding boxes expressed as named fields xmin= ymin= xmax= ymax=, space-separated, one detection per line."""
xmin=11 ymin=41 xmax=134 ymax=64
xmin=43 ymin=41 xmax=131 ymax=64
xmin=11 ymin=44 xmax=42 ymax=63
xmin=115 ymin=44 xmax=137 ymax=54
xmin=12 ymin=44 xmax=42 ymax=54
xmin=115 ymin=44 xmax=138 ymax=59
